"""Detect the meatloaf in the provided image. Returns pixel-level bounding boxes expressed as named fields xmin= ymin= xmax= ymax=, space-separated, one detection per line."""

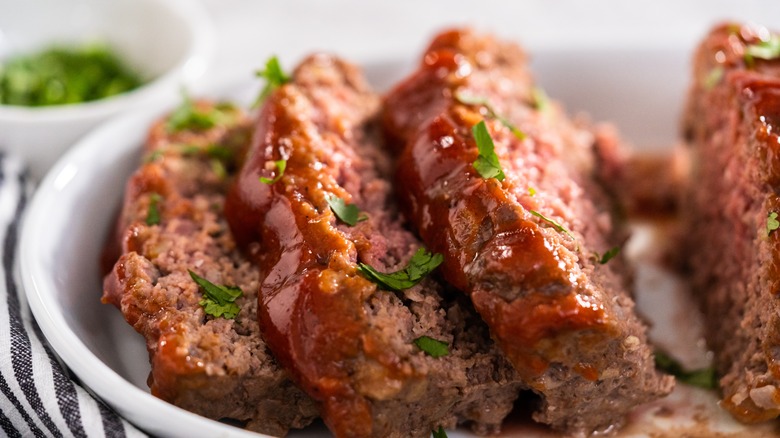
xmin=101 ymin=100 xmax=318 ymax=435
xmin=382 ymin=29 xmax=674 ymax=434
xmin=225 ymin=54 xmax=524 ymax=437
xmin=681 ymin=23 xmax=780 ymax=423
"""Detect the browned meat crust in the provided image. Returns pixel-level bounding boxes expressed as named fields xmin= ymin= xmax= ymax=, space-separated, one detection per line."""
xmin=681 ymin=22 xmax=780 ymax=423
xmin=101 ymin=101 xmax=318 ymax=435
xmin=225 ymin=54 xmax=524 ymax=437
xmin=382 ymin=29 xmax=673 ymax=434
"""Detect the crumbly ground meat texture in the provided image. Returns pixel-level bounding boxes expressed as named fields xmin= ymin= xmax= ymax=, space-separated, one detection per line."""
xmin=681 ymin=22 xmax=780 ymax=423
xmin=593 ymin=124 xmax=688 ymax=219
xmin=382 ymin=28 xmax=673 ymax=435
xmin=101 ymin=102 xmax=318 ymax=436
xmin=225 ymin=54 xmax=524 ymax=438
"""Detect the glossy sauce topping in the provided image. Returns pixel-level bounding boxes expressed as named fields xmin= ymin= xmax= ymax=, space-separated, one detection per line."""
xmin=225 ymin=57 xmax=418 ymax=437
xmin=384 ymin=31 xmax=610 ymax=379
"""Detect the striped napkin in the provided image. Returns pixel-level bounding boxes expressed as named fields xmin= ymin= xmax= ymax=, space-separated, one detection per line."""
xmin=0 ymin=153 xmax=144 ymax=437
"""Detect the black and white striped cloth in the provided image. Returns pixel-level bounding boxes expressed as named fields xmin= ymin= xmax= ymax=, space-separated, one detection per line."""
xmin=0 ymin=154 xmax=144 ymax=437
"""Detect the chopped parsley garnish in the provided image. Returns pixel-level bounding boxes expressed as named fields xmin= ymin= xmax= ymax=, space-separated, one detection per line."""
xmin=432 ymin=426 xmax=448 ymax=438
xmin=178 ymin=143 xmax=234 ymax=162
xmin=0 ymin=43 xmax=143 ymax=106
xmin=204 ymin=144 xmax=234 ymax=161
xmin=414 ymin=336 xmax=449 ymax=358
xmin=144 ymin=149 xmax=164 ymax=163
xmin=531 ymin=86 xmax=550 ymax=112
xmin=326 ymin=193 xmax=367 ymax=226
xmin=528 ymin=209 xmax=574 ymax=240
xmin=703 ymin=66 xmax=724 ymax=90
xmin=166 ymin=94 xmax=235 ymax=133
xmin=259 ymin=159 xmax=287 ymax=184
xmin=358 ymin=247 xmax=444 ymax=291
xmin=768 ymin=212 xmax=780 ymax=237
xmin=594 ymin=246 xmax=621 ymax=264
xmin=654 ymin=350 xmax=717 ymax=390
xmin=210 ymin=159 xmax=227 ymax=180
xmin=146 ymin=193 xmax=162 ymax=226
xmin=528 ymin=187 xmax=537 ymax=197
xmin=472 ymin=120 xmax=506 ymax=181
xmin=455 ymin=92 xmax=525 ymax=140
xmin=253 ymin=56 xmax=291 ymax=107
xmin=745 ymin=34 xmax=780 ymax=64
xmin=189 ymin=270 xmax=243 ymax=319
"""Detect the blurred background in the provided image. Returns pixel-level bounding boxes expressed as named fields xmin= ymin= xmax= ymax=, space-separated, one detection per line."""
xmin=199 ymin=0 xmax=780 ymax=150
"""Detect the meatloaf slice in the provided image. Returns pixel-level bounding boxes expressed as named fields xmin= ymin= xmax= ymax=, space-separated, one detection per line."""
xmin=225 ymin=54 xmax=524 ymax=437
xmin=101 ymin=100 xmax=318 ymax=436
xmin=681 ymin=23 xmax=780 ymax=423
xmin=382 ymin=29 xmax=673 ymax=434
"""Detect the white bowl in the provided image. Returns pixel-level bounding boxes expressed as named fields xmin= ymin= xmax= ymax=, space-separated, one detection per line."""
xmin=0 ymin=0 xmax=214 ymax=180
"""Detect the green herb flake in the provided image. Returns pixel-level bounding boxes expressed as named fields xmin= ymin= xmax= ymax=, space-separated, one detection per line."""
xmin=211 ymin=159 xmax=227 ymax=180
xmin=253 ymin=56 xmax=291 ymax=107
xmin=455 ymin=92 xmax=525 ymax=140
xmin=259 ymin=159 xmax=287 ymax=185
xmin=189 ymin=270 xmax=243 ymax=319
xmin=531 ymin=86 xmax=550 ymax=112
xmin=528 ymin=187 xmax=537 ymax=197
xmin=703 ymin=66 xmax=724 ymax=90
xmin=431 ymin=426 xmax=448 ymax=438
xmin=178 ymin=144 xmax=202 ymax=156
xmin=414 ymin=336 xmax=449 ymax=358
xmin=768 ymin=212 xmax=780 ymax=237
xmin=529 ymin=209 xmax=574 ymax=240
xmin=205 ymin=144 xmax=234 ymax=161
xmin=471 ymin=120 xmax=506 ymax=181
xmin=594 ymin=246 xmax=621 ymax=264
xmin=177 ymin=143 xmax=234 ymax=162
xmin=745 ymin=34 xmax=780 ymax=64
xmin=166 ymin=94 xmax=236 ymax=133
xmin=143 ymin=150 xmax=164 ymax=163
xmin=654 ymin=350 xmax=717 ymax=390
xmin=146 ymin=193 xmax=162 ymax=226
xmin=358 ymin=247 xmax=444 ymax=291
xmin=326 ymin=193 xmax=367 ymax=226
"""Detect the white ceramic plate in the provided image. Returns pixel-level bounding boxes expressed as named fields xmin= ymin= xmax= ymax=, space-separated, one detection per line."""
xmin=19 ymin=4 xmax=780 ymax=437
